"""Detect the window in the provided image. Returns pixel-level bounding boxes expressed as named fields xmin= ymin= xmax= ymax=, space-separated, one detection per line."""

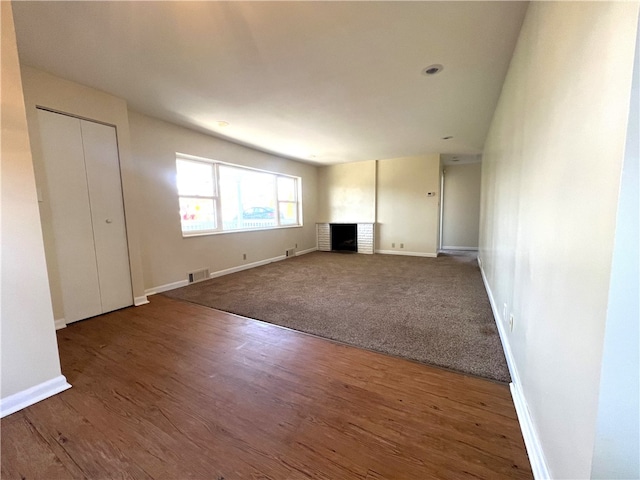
xmin=176 ymin=159 xmax=218 ymax=235
xmin=176 ymin=154 xmax=302 ymax=236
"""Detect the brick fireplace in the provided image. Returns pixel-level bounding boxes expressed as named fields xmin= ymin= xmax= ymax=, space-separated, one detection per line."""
xmin=316 ymin=223 xmax=374 ymax=254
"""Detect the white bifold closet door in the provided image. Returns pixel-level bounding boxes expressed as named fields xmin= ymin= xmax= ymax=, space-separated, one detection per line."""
xmin=37 ymin=109 xmax=133 ymax=323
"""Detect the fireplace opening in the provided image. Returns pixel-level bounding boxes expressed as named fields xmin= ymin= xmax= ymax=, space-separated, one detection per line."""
xmin=331 ymin=223 xmax=357 ymax=252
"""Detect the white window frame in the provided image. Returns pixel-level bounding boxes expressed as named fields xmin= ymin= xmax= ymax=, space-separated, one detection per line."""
xmin=176 ymin=156 xmax=220 ymax=236
xmin=176 ymin=153 xmax=303 ymax=237
xmin=276 ymin=176 xmax=300 ymax=226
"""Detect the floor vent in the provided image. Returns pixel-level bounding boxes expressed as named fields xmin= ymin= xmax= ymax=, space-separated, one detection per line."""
xmin=188 ymin=268 xmax=210 ymax=283
xmin=285 ymin=248 xmax=296 ymax=257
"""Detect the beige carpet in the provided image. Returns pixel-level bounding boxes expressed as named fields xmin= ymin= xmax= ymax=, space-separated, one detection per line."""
xmin=163 ymin=251 xmax=510 ymax=383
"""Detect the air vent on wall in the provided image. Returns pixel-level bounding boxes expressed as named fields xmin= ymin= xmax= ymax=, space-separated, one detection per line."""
xmin=285 ymin=248 xmax=296 ymax=257
xmin=188 ymin=268 xmax=210 ymax=283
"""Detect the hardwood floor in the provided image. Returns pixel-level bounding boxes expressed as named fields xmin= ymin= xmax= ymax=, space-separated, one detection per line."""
xmin=1 ymin=296 xmax=532 ymax=479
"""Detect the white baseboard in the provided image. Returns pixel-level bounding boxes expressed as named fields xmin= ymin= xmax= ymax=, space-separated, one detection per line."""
xmin=441 ymin=246 xmax=479 ymax=251
xmin=296 ymin=247 xmax=317 ymax=256
xmin=1 ymin=375 xmax=71 ymax=418
xmin=478 ymin=258 xmax=550 ymax=480
xmin=145 ymin=278 xmax=189 ymax=296
xmin=375 ymin=249 xmax=438 ymax=258
xmin=145 ymin=252 xmax=297 ymax=296
xmin=54 ymin=318 xmax=66 ymax=330
xmin=510 ymin=381 xmax=550 ymax=479
xmin=478 ymin=262 xmax=517 ymax=378
xmin=209 ymin=255 xmax=286 ymax=279
xmin=134 ymin=295 xmax=149 ymax=306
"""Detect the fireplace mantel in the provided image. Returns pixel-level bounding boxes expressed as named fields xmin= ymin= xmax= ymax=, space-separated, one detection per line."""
xmin=316 ymin=223 xmax=374 ymax=254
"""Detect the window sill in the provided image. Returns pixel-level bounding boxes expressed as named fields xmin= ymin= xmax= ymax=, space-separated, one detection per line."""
xmin=182 ymin=224 xmax=303 ymax=238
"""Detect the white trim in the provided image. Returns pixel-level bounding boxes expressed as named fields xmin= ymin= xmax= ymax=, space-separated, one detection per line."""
xmin=145 ymin=253 xmax=291 ymax=295
xmin=1 ymin=375 xmax=71 ymax=418
xmin=54 ymin=318 xmax=66 ymax=330
xmin=479 ymin=261 xmax=518 ymax=386
xmin=478 ymin=257 xmax=550 ymax=480
xmin=145 ymin=279 xmax=189 ymax=296
xmin=375 ymin=249 xmax=438 ymax=258
xmin=134 ymin=295 xmax=149 ymax=306
xmin=510 ymin=382 xmax=550 ymax=479
xmin=209 ymin=255 xmax=286 ymax=279
xmin=441 ymin=246 xmax=479 ymax=251
xmin=296 ymin=247 xmax=317 ymax=256
xmin=181 ymin=223 xmax=303 ymax=238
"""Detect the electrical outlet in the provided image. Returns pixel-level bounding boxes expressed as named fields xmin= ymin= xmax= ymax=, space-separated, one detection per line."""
xmin=509 ymin=314 xmax=514 ymax=332
xmin=243 ymin=253 xmax=247 ymax=260
xmin=400 ymin=243 xmax=404 ymax=248
xmin=392 ymin=242 xmax=395 ymax=248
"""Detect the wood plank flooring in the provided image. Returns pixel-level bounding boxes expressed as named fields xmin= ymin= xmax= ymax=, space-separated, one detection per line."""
xmin=1 ymin=296 xmax=532 ymax=479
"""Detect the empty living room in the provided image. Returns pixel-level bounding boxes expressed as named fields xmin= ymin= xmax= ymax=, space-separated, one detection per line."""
xmin=1 ymin=1 xmax=638 ymax=479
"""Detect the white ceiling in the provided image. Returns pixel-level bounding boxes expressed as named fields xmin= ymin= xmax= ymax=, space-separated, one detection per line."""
xmin=13 ymin=1 xmax=527 ymax=165
xmin=440 ymin=153 xmax=482 ymax=166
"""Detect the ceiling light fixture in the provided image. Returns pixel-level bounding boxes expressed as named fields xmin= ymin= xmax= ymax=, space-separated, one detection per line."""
xmin=216 ymin=121 xmax=229 ymax=127
xmin=422 ymin=64 xmax=444 ymax=76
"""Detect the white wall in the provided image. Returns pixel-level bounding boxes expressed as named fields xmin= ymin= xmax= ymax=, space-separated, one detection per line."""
xmin=591 ymin=13 xmax=639 ymax=479
xmin=128 ymin=111 xmax=318 ymax=291
xmin=376 ymin=154 xmax=440 ymax=256
xmin=317 ymin=160 xmax=376 ymax=223
xmin=1 ymin=1 xmax=67 ymax=404
xmin=479 ymin=2 xmax=638 ymax=479
xmin=21 ymin=67 xmax=319 ymax=305
xmin=20 ymin=67 xmax=147 ymax=315
xmin=442 ymin=163 xmax=481 ymax=249
xmin=317 ymin=155 xmax=441 ymax=256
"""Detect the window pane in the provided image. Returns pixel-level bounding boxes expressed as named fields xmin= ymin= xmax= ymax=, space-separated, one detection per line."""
xmin=179 ymin=197 xmax=216 ymax=232
xmin=279 ymin=202 xmax=297 ymax=225
xmin=277 ymin=176 xmax=296 ymax=201
xmin=219 ymin=165 xmax=277 ymax=230
xmin=176 ymin=154 xmax=301 ymax=234
xmin=176 ymin=159 xmax=214 ymax=196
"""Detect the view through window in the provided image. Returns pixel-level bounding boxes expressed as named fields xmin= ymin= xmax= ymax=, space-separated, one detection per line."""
xmin=176 ymin=155 xmax=301 ymax=235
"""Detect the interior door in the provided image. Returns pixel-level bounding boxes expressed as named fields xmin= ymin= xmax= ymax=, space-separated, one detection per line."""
xmin=37 ymin=109 xmax=132 ymax=323
xmin=37 ymin=110 xmax=103 ymax=322
xmin=80 ymin=120 xmax=133 ymax=313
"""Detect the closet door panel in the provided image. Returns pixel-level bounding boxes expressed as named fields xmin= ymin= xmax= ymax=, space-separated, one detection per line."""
xmin=80 ymin=120 xmax=133 ymax=312
xmin=37 ymin=109 xmax=102 ymax=322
